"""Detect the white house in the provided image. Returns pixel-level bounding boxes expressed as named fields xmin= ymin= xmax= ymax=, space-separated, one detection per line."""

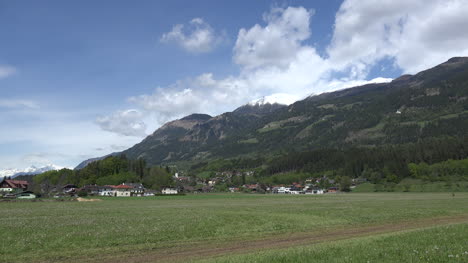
xmin=162 ymin=188 xmax=178 ymax=194
xmin=304 ymin=187 xmax=324 ymax=195
xmin=208 ymin=180 xmax=216 ymax=186
xmin=112 ymin=184 xmax=133 ymax=197
xmin=275 ymin=187 xmax=291 ymax=194
xmin=123 ymin=183 xmax=145 ymax=196
xmin=99 ymin=186 xmax=114 ymax=196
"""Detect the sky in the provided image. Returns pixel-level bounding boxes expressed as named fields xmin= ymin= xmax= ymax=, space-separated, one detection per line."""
xmin=1 ymin=0 xmax=468 ymax=170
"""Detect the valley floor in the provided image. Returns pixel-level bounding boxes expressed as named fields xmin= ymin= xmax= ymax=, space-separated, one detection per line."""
xmin=1 ymin=193 xmax=467 ymax=262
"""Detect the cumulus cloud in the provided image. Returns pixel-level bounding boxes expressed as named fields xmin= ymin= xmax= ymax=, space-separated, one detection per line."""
xmin=95 ymin=109 xmax=147 ymax=137
xmin=328 ymin=0 xmax=468 ymax=74
xmin=234 ymin=7 xmax=313 ymax=69
xmin=0 ymin=65 xmax=16 ymax=79
xmin=128 ymin=73 xmax=253 ymax=125
xmin=0 ymin=99 xmax=39 ymax=109
xmin=161 ymin=18 xmax=225 ymax=53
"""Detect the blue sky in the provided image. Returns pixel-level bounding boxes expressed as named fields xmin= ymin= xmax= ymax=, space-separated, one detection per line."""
xmin=1 ymin=0 xmax=468 ymax=171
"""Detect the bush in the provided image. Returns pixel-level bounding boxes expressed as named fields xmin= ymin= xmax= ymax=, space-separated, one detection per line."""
xmin=77 ymin=190 xmax=88 ymax=197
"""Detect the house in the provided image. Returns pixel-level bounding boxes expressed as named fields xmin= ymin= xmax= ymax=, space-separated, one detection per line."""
xmin=162 ymin=188 xmax=178 ymax=194
xmin=208 ymin=180 xmax=216 ymax=186
xmin=16 ymin=191 xmax=36 ymax=199
xmin=63 ymin=184 xmax=78 ymax=194
xmin=112 ymin=184 xmax=133 ymax=197
xmin=99 ymin=185 xmax=115 ymax=196
xmin=289 ymin=186 xmax=303 ymax=194
xmin=80 ymin=185 xmax=101 ymax=196
xmin=274 ymin=186 xmax=290 ymax=194
xmin=0 ymin=178 xmax=29 ymax=193
xmin=304 ymin=187 xmax=324 ymax=195
xmin=123 ymin=183 xmax=145 ymax=196
xmin=328 ymin=187 xmax=338 ymax=193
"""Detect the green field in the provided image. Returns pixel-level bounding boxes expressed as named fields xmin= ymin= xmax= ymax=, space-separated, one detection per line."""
xmin=1 ymin=193 xmax=468 ymax=262
xmin=201 ymin=223 xmax=468 ymax=263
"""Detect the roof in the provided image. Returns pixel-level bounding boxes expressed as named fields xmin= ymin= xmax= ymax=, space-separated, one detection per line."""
xmin=123 ymin=183 xmax=144 ymax=188
xmin=113 ymin=184 xmax=133 ymax=189
xmin=1 ymin=179 xmax=29 ymax=189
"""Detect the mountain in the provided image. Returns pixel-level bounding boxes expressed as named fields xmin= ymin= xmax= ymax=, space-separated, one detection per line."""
xmin=233 ymin=102 xmax=286 ymax=116
xmin=122 ymin=105 xmax=287 ymax=165
xmin=0 ymin=164 xmax=63 ymax=178
xmin=74 ymin=152 xmax=120 ymax=170
xmin=85 ymin=57 xmax=468 ymax=168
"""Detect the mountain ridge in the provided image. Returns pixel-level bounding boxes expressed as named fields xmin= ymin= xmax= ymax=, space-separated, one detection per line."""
xmin=0 ymin=164 xmax=63 ymax=178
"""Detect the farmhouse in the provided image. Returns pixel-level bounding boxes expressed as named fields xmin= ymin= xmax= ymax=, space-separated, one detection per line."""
xmin=123 ymin=183 xmax=145 ymax=196
xmin=0 ymin=178 xmax=29 ymax=193
xmin=112 ymin=184 xmax=133 ymax=197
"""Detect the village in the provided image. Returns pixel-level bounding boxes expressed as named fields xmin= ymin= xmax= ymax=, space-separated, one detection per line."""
xmin=0 ymin=172 xmax=351 ymax=199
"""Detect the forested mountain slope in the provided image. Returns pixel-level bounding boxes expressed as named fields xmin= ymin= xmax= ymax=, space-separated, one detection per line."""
xmin=117 ymin=57 xmax=468 ymax=167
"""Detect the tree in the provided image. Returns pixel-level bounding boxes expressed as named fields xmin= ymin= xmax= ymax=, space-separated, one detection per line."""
xmin=143 ymin=166 xmax=173 ymax=190
xmin=339 ymin=176 xmax=352 ymax=192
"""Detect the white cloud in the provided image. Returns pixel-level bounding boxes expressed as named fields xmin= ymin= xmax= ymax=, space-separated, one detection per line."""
xmin=95 ymin=109 xmax=148 ymax=137
xmin=161 ymin=18 xmax=225 ymax=53
xmin=234 ymin=7 xmax=313 ymax=69
xmin=0 ymin=99 xmax=39 ymax=109
xmin=0 ymin=65 xmax=16 ymax=79
xmin=127 ymin=73 xmax=253 ymax=127
xmin=328 ymin=0 xmax=468 ymax=74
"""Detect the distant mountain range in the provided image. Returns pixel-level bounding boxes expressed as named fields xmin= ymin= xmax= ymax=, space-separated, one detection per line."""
xmin=77 ymin=57 xmax=468 ymax=169
xmin=0 ymin=164 xmax=63 ymax=178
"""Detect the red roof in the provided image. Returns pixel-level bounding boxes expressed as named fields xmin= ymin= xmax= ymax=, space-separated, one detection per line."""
xmin=1 ymin=179 xmax=29 ymax=189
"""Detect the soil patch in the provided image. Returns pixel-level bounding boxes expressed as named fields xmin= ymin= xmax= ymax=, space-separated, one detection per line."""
xmin=76 ymin=197 xmax=102 ymax=202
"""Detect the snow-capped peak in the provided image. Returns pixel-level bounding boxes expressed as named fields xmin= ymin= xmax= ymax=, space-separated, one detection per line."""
xmin=0 ymin=164 xmax=64 ymax=178
xmin=248 ymin=93 xmax=299 ymax=106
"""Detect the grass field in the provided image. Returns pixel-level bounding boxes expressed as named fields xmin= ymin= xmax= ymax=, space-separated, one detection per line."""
xmin=200 ymin=223 xmax=468 ymax=263
xmin=353 ymin=180 xmax=468 ymax=192
xmin=1 ymin=193 xmax=467 ymax=262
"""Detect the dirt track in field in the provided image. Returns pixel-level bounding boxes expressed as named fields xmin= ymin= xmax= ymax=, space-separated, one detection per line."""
xmin=89 ymin=214 xmax=468 ymax=263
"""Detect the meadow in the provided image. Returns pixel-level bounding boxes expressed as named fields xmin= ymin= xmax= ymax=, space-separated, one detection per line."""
xmin=1 ymin=193 xmax=467 ymax=262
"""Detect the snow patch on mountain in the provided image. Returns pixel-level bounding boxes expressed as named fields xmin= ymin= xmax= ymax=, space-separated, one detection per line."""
xmin=325 ymin=77 xmax=393 ymax=93
xmin=248 ymin=93 xmax=299 ymax=106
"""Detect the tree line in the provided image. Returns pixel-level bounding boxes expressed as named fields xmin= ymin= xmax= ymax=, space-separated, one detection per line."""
xmin=33 ymin=155 xmax=174 ymax=193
